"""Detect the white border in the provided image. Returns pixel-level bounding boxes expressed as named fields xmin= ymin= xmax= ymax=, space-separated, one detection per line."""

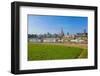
xmin=20 ymin=6 xmax=95 ymax=70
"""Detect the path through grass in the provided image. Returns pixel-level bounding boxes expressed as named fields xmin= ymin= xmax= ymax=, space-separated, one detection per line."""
xmin=28 ymin=43 xmax=87 ymax=61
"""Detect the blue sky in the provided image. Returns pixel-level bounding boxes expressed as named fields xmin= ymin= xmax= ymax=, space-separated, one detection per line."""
xmin=28 ymin=15 xmax=88 ymax=35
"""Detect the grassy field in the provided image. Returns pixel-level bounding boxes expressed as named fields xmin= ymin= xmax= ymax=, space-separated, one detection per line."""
xmin=28 ymin=42 xmax=87 ymax=61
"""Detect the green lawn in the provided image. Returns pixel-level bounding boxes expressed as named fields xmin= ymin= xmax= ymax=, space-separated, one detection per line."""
xmin=28 ymin=42 xmax=87 ymax=61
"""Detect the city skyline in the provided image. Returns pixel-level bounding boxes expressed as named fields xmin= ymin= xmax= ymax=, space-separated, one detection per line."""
xmin=28 ymin=15 xmax=88 ymax=35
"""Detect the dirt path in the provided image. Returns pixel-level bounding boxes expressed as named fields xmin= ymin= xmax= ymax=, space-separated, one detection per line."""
xmin=36 ymin=42 xmax=87 ymax=49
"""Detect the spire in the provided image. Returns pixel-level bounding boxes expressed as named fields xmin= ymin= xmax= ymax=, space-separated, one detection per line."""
xmin=61 ymin=27 xmax=64 ymax=37
xmin=84 ymin=29 xmax=86 ymax=33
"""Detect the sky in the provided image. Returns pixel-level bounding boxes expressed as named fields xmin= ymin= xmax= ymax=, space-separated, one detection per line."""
xmin=28 ymin=15 xmax=88 ymax=35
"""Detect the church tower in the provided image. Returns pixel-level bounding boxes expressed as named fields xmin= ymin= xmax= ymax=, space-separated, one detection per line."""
xmin=61 ymin=27 xmax=64 ymax=37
